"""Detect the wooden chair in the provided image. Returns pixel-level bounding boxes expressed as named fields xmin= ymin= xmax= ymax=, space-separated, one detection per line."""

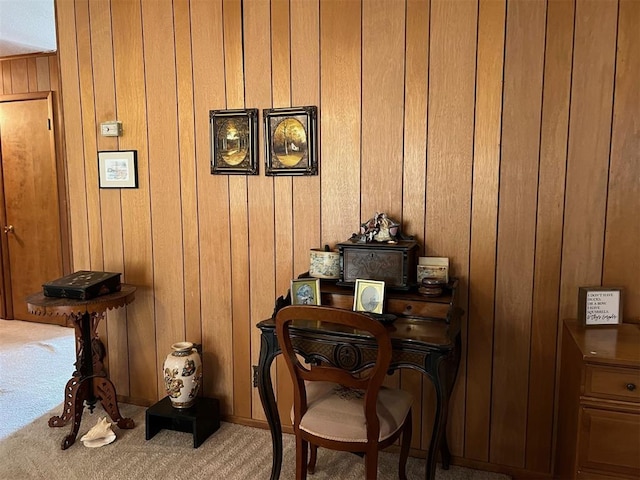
xmin=275 ymin=305 xmax=413 ymax=480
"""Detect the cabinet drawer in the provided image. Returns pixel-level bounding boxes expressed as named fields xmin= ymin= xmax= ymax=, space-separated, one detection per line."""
xmin=386 ymin=298 xmax=450 ymax=319
xmin=585 ymin=366 xmax=640 ymax=403
xmin=578 ymin=407 xmax=640 ymax=478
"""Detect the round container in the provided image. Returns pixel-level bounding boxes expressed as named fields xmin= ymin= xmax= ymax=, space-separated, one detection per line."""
xmin=309 ymin=249 xmax=340 ymax=279
xmin=162 ymin=342 xmax=203 ymax=409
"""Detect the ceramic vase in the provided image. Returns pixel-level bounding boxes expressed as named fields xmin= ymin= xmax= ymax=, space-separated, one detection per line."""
xmin=163 ymin=342 xmax=202 ymax=409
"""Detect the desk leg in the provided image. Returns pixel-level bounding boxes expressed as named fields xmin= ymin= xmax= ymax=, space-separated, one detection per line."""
xmin=257 ymin=330 xmax=282 ymax=480
xmin=440 ymin=334 xmax=461 ymax=470
xmin=425 ymin=357 xmax=450 ymax=480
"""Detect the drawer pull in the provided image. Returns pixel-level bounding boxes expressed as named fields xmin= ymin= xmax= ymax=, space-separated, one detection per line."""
xmin=626 ymin=383 xmax=636 ymax=392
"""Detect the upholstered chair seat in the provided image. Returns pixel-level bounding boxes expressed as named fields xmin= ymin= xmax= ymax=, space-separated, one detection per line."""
xmin=295 ymin=381 xmax=413 ymax=443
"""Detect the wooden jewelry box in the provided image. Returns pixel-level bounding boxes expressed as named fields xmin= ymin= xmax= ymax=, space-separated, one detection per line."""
xmin=336 ymin=240 xmax=419 ymax=290
xmin=43 ymin=270 xmax=122 ymax=300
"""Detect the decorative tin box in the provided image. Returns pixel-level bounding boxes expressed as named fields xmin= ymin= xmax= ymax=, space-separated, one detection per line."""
xmin=337 ymin=240 xmax=419 ymax=290
xmin=43 ymin=271 xmax=122 ymax=300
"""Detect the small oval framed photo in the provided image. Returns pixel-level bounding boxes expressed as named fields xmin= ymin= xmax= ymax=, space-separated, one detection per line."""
xmin=577 ymin=286 xmax=623 ymax=326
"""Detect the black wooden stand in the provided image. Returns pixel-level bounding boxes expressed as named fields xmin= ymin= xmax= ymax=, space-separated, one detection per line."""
xmin=145 ymin=396 xmax=220 ymax=448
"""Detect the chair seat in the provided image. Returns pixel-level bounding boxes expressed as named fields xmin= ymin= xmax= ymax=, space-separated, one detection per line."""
xmin=294 ymin=381 xmax=413 ymax=443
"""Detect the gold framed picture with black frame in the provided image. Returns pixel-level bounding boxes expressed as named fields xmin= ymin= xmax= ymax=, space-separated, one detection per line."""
xmin=264 ymin=106 xmax=318 ymax=176
xmin=353 ymin=279 xmax=385 ymax=314
xmin=210 ymin=108 xmax=259 ymax=175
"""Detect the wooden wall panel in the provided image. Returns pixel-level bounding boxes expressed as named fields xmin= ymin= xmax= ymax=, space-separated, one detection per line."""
xmin=49 ymin=0 xmax=640 ymax=476
xmin=56 ymin=3 xmax=91 ymax=271
xmin=35 ymin=57 xmax=50 ymax=91
xmin=467 ymin=0 xmax=505 ymax=462
xmin=9 ymin=59 xmax=28 ymax=93
xmin=141 ymin=0 xmax=186 ymax=398
xmin=426 ymin=0 xmax=476 ymax=456
xmin=492 ymin=0 xmax=546 ymax=467
xmin=1 ymin=62 xmax=9 ymax=93
xmin=559 ymin=0 xmax=617 ymax=321
xmin=604 ymin=0 xmax=640 ymax=321
xmin=402 ymin=0 xmax=430 ymax=449
xmin=320 ymin=0 xmax=361 ymax=246
xmin=271 ymin=0 xmax=296 ymax=427
xmin=27 ymin=58 xmax=38 ymax=92
xmin=244 ymin=0 xmax=276 ymax=422
xmin=270 ymin=0 xmax=324 ymax=429
xmin=74 ymin=0 xmax=110 ymax=374
xmin=527 ymin=0 xmax=574 ymax=471
xmin=190 ymin=0 xmax=233 ymax=411
xmin=361 ymin=0 xmax=404 ymax=220
xmin=173 ymin=0 xmax=202 ymax=344
xmin=111 ymin=0 xmax=157 ymax=403
xmin=290 ymin=0 xmax=320 ymax=275
xmin=221 ymin=0 xmax=252 ymax=420
xmin=87 ymin=0 xmax=127 ymax=395
xmin=75 ymin=0 xmax=103 ymax=273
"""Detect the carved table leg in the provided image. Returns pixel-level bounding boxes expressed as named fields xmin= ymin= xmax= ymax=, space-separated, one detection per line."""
xmin=49 ymin=377 xmax=90 ymax=450
xmin=94 ymin=377 xmax=135 ymax=429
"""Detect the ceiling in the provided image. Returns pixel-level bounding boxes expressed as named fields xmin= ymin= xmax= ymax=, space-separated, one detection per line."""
xmin=0 ymin=0 xmax=56 ymax=57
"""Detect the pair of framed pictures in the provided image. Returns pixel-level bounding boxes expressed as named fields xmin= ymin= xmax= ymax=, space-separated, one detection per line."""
xmin=210 ymin=106 xmax=318 ymax=176
xmin=290 ymin=277 xmax=385 ymax=315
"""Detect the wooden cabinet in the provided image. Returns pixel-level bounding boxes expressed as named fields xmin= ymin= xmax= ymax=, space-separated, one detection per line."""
xmin=555 ymin=320 xmax=640 ymax=479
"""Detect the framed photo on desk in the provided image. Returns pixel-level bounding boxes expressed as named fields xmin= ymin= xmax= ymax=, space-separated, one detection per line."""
xmin=353 ymin=279 xmax=385 ymax=314
xmin=291 ymin=278 xmax=321 ymax=305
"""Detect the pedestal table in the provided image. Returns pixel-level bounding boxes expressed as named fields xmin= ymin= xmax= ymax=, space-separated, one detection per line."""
xmin=26 ymin=284 xmax=136 ymax=449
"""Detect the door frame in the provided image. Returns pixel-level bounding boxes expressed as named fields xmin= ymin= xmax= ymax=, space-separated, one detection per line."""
xmin=0 ymin=91 xmax=71 ymax=319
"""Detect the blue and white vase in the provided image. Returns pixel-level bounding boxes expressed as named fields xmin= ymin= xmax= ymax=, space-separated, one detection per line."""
xmin=163 ymin=342 xmax=202 ymax=408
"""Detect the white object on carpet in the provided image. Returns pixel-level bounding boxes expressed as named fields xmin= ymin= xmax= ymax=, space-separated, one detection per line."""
xmin=0 ymin=319 xmax=75 ymax=440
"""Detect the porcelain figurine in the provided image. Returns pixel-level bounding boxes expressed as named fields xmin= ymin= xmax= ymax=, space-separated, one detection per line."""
xmin=355 ymin=212 xmax=400 ymax=243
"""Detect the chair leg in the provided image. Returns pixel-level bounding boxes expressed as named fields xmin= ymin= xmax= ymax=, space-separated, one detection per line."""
xmin=308 ymin=444 xmax=318 ymax=474
xmin=398 ymin=410 xmax=412 ymax=480
xmin=365 ymin=449 xmax=378 ymax=480
xmin=296 ymin=436 xmax=308 ymax=480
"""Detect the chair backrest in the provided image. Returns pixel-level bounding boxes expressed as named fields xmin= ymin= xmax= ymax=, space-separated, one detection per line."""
xmin=275 ymin=305 xmax=392 ymax=443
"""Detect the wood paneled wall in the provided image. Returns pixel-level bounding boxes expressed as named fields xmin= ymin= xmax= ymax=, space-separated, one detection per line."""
xmin=53 ymin=0 xmax=639 ymax=477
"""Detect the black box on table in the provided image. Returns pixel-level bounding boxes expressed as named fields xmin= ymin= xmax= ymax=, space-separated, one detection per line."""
xmin=337 ymin=240 xmax=419 ymax=290
xmin=42 ymin=271 xmax=122 ymax=300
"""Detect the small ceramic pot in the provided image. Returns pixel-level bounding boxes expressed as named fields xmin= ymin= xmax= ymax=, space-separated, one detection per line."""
xmin=162 ymin=342 xmax=202 ymax=409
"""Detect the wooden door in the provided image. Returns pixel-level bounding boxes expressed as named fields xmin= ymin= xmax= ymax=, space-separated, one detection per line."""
xmin=0 ymin=93 xmax=65 ymax=325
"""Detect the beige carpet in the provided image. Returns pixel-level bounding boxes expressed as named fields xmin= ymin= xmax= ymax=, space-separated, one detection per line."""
xmin=0 ymin=319 xmax=510 ymax=479
xmin=0 ymin=403 xmax=511 ymax=480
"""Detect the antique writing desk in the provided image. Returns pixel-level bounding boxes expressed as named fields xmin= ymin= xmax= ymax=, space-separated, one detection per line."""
xmin=26 ymin=285 xmax=136 ymax=449
xmin=256 ymin=278 xmax=462 ymax=480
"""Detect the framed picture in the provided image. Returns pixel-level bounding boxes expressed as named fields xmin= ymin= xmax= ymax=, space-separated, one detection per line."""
xmin=98 ymin=150 xmax=138 ymax=188
xmin=577 ymin=286 xmax=623 ymax=326
xmin=210 ymin=108 xmax=258 ymax=175
xmin=291 ymin=278 xmax=321 ymax=305
xmin=264 ymin=106 xmax=318 ymax=176
xmin=353 ymin=279 xmax=385 ymax=314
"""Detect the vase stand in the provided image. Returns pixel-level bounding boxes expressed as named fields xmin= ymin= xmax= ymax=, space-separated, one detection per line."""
xmin=145 ymin=396 xmax=220 ymax=448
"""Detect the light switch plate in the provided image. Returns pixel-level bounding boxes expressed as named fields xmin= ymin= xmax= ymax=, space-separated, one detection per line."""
xmin=100 ymin=121 xmax=122 ymax=137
